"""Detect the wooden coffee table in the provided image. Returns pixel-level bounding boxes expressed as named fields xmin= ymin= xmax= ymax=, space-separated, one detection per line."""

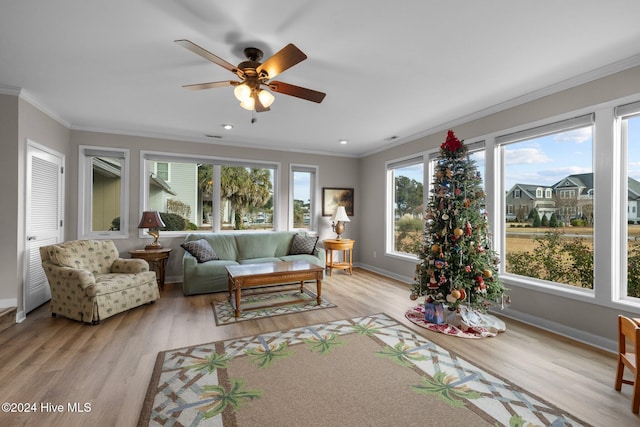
xmin=226 ymin=261 xmax=324 ymax=317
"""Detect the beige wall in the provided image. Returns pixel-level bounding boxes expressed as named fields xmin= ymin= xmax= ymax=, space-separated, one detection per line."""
xmin=5 ymin=65 xmax=640 ymax=348
xmin=68 ymin=130 xmax=360 ymax=280
xmin=358 ymin=65 xmax=640 ymax=349
xmin=0 ymin=94 xmax=20 ymax=304
xmin=0 ymin=94 xmax=70 ymax=311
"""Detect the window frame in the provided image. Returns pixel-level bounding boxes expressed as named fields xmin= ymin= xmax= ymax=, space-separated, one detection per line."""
xmin=495 ymin=112 xmax=599 ymax=300
xmin=385 ymin=154 xmax=427 ymax=260
xmin=140 ymin=150 xmax=280 ymax=237
xmin=616 ymin=100 xmax=640 ymax=305
xmin=78 ymin=145 xmax=130 ymax=239
xmin=289 ymin=164 xmax=318 ymax=232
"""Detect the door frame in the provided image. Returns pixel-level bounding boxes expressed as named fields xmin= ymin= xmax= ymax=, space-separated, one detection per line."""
xmin=22 ymin=139 xmax=65 ymax=317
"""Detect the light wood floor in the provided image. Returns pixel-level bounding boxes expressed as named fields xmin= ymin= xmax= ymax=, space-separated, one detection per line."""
xmin=0 ymin=268 xmax=637 ymax=426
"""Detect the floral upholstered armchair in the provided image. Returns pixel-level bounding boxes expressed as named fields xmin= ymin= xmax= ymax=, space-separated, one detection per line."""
xmin=40 ymin=240 xmax=160 ymax=324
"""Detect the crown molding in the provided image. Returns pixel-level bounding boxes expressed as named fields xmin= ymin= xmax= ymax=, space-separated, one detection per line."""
xmin=362 ymin=53 xmax=640 ymax=158
xmin=18 ymin=89 xmax=71 ymax=128
xmin=0 ymin=84 xmax=71 ymax=128
xmin=0 ymin=83 xmax=21 ymax=96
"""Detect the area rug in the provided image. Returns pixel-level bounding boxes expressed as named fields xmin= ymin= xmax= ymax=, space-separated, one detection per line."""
xmin=139 ymin=313 xmax=590 ymax=427
xmin=212 ymin=285 xmax=336 ymax=325
xmin=406 ymin=304 xmax=506 ymax=339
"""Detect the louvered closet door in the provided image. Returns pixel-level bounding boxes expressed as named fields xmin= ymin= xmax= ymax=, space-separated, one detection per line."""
xmin=24 ymin=143 xmax=64 ymax=314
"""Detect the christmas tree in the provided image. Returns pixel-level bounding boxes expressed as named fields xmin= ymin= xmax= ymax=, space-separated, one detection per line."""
xmin=411 ymin=130 xmax=505 ymax=311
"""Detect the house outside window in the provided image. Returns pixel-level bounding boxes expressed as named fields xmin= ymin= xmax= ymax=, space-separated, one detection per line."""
xmin=155 ymin=162 xmax=169 ymax=181
xmin=142 ymin=152 xmax=277 ymax=233
xmin=499 ymin=114 xmax=594 ymax=290
xmin=619 ymin=101 xmax=640 ymax=301
xmin=78 ymin=146 xmax=129 ymax=239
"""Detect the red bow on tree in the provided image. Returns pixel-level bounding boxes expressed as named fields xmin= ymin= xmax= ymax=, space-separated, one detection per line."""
xmin=440 ymin=130 xmax=463 ymax=153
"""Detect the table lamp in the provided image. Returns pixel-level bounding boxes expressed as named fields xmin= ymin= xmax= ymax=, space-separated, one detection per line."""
xmin=138 ymin=211 xmax=166 ymax=249
xmin=331 ymin=206 xmax=350 ymax=240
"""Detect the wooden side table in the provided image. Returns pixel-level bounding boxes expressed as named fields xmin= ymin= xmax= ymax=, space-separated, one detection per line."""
xmin=128 ymin=248 xmax=172 ymax=290
xmin=323 ymin=239 xmax=354 ymax=276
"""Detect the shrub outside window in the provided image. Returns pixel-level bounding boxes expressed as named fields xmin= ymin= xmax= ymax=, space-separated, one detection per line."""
xmin=499 ymin=115 xmax=595 ymax=290
xmin=619 ymin=101 xmax=640 ymax=300
xmin=386 ymin=157 xmax=424 ymax=256
xmin=142 ymin=152 xmax=277 ymax=233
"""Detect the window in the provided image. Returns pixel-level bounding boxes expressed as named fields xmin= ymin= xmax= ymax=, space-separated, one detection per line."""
xmin=618 ymin=101 xmax=640 ymax=301
xmin=499 ymin=114 xmax=594 ymax=289
xmin=385 ymin=142 xmax=485 ymax=258
xmin=513 ymin=189 xmax=521 ymax=198
xmin=386 ymin=156 xmax=424 ymax=256
xmin=155 ymin=162 xmax=169 ymax=181
xmin=290 ymin=165 xmax=317 ymax=230
xmin=78 ymin=146 xmax=129 ymax=238
xmin=142 ymin=152 xmax=277 ymax=233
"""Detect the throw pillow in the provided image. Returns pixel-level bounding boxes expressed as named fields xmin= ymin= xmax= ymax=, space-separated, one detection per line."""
xmin=181 ymin=239 xmax=219 ymax=263
xmin=288 ymin=234 xmax=319 ymax=255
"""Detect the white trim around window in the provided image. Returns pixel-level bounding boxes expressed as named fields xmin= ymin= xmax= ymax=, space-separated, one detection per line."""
xmin=78 ymin=145 xmax=130 ymax=239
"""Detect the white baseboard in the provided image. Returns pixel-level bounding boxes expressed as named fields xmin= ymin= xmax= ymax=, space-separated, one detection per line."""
xmin=355 ymin=262 xmax=413 ymax=284
xmin=0 ymin=298 xmax=18 ymax=308
xmin=489 ymin=307 xmax=617 ymax=353
xmin=356 ymin=264 xmax=617 ymax=353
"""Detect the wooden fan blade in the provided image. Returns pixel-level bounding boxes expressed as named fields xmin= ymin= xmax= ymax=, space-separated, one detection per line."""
xmin=182 ymin=80 xmax=236 ymax=90
xmin=268 ymin=81 xmax=326 ymax=103
xmin=175 ymin=39 xmax=237 ymax=73
xmin=257 ymin=44 xmax=306 ymax=79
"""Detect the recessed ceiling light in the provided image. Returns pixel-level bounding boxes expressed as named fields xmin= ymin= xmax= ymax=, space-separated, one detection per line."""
xmin=339 ymin=139 xmax=348 ymax=145
xmin=221 ymin=124 xmax=234 ymax=130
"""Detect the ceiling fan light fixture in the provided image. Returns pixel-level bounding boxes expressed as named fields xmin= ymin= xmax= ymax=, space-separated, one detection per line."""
xmin=233 ymin=83 xmax=251 ymax=102
xmin=258 ymin=89 xmax=275 ymax=108
xmin=240 ymin=97 xmax=255 ymax=111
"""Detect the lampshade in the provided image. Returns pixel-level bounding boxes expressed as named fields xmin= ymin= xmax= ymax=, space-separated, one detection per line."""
xmin=258 ymin=89 xmax=275 ymax=108
xmin=138 ymin=211 xmax=165 ymax=229
xmin=240 ymin=97 xmax=255 ymax=111
xmin=332 ymin=206 xmax=350 ymax=222
xmin=233 ymin=84 xmax=251 ymax=102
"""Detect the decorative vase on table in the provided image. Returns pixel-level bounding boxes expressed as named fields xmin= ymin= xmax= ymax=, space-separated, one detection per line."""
xmin=410 ymin=130 xmax=507 ymax=318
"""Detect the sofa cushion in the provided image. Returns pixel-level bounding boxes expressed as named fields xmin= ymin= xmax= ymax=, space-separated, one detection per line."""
xmin=235 ymin=232 xmax=294 ymax=260
xmin=288 ymin=234 xmax=319 ymax=255
xmin=186 ymin=233 xmax=238 ymax=261
xmin=181 ymin=239 xmax=219 ymax=263
xmin=89 ymin=271 xmax=157 ymax=297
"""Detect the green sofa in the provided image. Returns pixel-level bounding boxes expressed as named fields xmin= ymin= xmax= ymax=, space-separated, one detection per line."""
xmin=182 ymin=231 xmax=325 ymax=295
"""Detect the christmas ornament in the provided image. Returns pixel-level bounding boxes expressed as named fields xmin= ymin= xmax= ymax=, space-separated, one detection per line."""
xmin=410 ymin=129 xmax=506 ymax=312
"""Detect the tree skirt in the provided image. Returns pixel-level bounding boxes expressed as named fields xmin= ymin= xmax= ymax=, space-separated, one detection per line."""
xmin=405 ymin=304 xmax=506 ymax=339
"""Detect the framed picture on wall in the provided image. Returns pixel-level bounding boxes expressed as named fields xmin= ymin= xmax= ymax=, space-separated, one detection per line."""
xmin=322 ymin=187 xmax=354 ymax=216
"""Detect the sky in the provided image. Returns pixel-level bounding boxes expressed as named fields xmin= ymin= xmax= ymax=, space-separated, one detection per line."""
xmin=503 ymin=127 xmax=593 ymax=191
xmin=394 ymin=115 xmax=640 ymax=194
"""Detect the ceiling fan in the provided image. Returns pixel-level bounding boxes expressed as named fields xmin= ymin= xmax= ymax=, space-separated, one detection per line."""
xmin=175 ymin=39 xmax=326 ymax=112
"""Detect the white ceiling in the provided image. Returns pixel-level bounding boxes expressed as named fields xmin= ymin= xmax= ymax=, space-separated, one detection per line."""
xmin=2 ymin=1 xmax=640 ymax=157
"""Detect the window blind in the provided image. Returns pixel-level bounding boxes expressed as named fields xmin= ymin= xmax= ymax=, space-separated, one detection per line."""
xmin=615 ymin=101 xmax=640 ymax=119
xmin=495 ymin=114 xmax=594 ymax=145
